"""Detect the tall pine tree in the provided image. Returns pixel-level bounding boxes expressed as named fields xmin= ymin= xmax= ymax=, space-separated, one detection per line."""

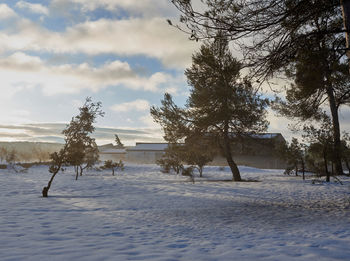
xmin=171 ymin=0 xmax=349 ymax=176
xmin=151 ymin=39 xmax=268 ymax=181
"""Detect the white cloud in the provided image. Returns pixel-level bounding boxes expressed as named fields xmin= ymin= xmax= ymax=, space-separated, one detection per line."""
xmin=0 ymin=4 xmax=17 ymax=19
xmin=0 ymin=17 xmax=198 ymax=69
xmin=0 ymin=52 xmax=182 ymax=95
xmin=0 ymin=52 xmax=43 ymax=70
xmin=110 ymin=100 xmax=150 ymax=113
xmin=61 ymin=18 xmax=197 ymax=68
xmin=16 ymin=1 xmax=49 ymax=15
xmin=51 ymin=0 xmax=176 ymax=17
xmin=139 ymin=114 xmax=160 ymax=129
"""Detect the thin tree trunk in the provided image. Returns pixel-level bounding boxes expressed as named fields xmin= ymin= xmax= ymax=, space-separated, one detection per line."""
xmin=42 ymin=145 xmax=67 ymax=197
xmin=302 ymin=160 xmax=305 ymax=180
xmin=75 ymin=166 xmax=79 ymax=180
xmin=223 ymin=129 xmax=241 ymax=181
xmin=326 ymin=84 xmax=343 ymax=176
xmin=42 ymin=169 xmax=59 ymax=197
xmin=323 ymin=150 xmax=330 ymax=182
xmin=80 ymin=165 xmax=83 ymax=176
xmin=295 ymin=165 xmax=298 ymax=176
xmin=42 ymin=160 xmax=64 ymax=197
xmin=112 ymin=168 xmax=115 ymax=176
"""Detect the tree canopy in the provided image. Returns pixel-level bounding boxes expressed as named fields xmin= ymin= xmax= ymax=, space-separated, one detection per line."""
xmin=42 ymin=97 xmax=104 ymax=197
xmin=171 ymin=0 xmax=349 ymax=176
xmin=151 ymin=39 xmax=269 ymax=181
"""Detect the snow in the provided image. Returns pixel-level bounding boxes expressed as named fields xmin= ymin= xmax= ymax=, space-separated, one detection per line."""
xmin=0 ymin=164 xmax=350 ymax=260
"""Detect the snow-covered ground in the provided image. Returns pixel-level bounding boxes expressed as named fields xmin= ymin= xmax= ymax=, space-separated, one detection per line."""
xmin=0 ymin=164 xmax=350 ymax=261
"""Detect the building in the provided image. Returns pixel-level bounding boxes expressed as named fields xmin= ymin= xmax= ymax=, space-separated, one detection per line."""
xmin=126 ymin=143 xmax=168 ymax=164
xmin=98 ymin=143 xmax=126 ymax=162
xmin=98 ymin=133 xmax=286 ymax=169
xmin=210 ymin=133 xmax=286 ymax=169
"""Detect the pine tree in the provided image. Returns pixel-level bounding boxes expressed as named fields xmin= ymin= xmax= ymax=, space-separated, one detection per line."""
xmin=302 ymin=117 xmax=335 ymax=182
xmin=151 ymin=39 xmax=269 ymax=181
xmin=182 ymin=136 xmax=215 ymax=177
xmin=282 ymin=138 xmax=305 ymax=179
xmin=156 ymin=144 xmax=184 ymax=174
xmin=172 ymin=0 xmax=349 ymax=176
xmin=114 ymin=134 xmax=124 ymax=149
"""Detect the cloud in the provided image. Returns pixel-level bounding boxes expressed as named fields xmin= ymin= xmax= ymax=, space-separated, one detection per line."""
xmin=61 ymin=17 xmax=197 ymax=68
xmin=0 ymin=52 xmax=183 ymax=95
xmin=0 ymin=123 xmax=164 ymax=145
xmin=51 ymin=0 xmax=176 ymax=17
xmin=15 ymin=1 xmax=49 ymax=16
xmin=0 ymin=4 xmax=17 ymax=19
xmin=110 ymin=100 xmax=150 ymax=113
xmin=139 ymin=114 xmax=161 ymax=129
xmin=266 ymin=109 xmax=297 ymax=142
xmin=0 ymin=16 xmax=198 ymax=69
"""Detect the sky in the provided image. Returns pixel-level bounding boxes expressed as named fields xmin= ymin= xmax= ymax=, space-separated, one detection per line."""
xmin=0 ymin=0 xmax=348 ymax=146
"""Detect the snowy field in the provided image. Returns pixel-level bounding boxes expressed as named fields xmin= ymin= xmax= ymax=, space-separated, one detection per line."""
xmin=0 ymin=164 xmax=350 ymax=261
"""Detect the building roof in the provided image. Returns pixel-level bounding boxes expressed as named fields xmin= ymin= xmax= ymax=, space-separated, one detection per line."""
xmin=127 ymin=143 xmax=169 ymax=152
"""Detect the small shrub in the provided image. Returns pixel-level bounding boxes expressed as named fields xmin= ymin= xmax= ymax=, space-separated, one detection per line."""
xmin=182 ymin=166 xmax=194 ymax=176
xmin=101 ymin=160 xmax=124 ymax=175
xmin=182 ymin=166 xmax=195 ymax=184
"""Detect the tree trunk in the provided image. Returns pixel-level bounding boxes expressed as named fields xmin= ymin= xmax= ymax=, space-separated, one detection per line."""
xmin=223 ymin=130 xmax=241 ymax=181
xmin=80 ymin=165 xmax=83 ymax=176
xmin=75 ymin=166 xmax=79 ymax=180
xmin=112 ymin=168 xmax=115 ymax=176
xmin=302 ymin=160 xmax=305 ymax=180
xmin=42 ymin=167 xmax=61 ymax=197
xmin=323 ymin=150 xmax=330 ymax=182
xmin=199 ymin=166 xmax=203 ymax=177
xmin=345 ymin=158 xmax=350 ymax=173
xmin=295 ymin=165 xmax=298 ymax=176
xmin=326 ymin=84 xmax=343 ymax=176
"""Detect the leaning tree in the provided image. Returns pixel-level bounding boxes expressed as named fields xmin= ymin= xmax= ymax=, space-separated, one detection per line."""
xmin=42 ymin=97 xmax=104 ymax=197
xmin=151 ymin=39 xmax=269 ymax=181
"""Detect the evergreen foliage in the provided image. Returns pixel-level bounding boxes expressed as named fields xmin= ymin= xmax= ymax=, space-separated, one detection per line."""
xmin=171 ymin=0 xmax=349 ymax=176
xmin=302 ymin=117 xmax=335 ymax=182
xmin=114 ymin=134 xmax=125 ymax=149
xmin=280 ymin=138 xmax=305 ymax=179
xmin=42 ymin=97 xmax=104 ymax=197
xmin=183 ymin=136 xmax=215 ymax=177
xmin=156 ymin=144 xmax=184 ymax=174
xmin=102 ymin=160 xmax=124 ymax=176
xmin=151 ymin=40 xmax=269 ymax=181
